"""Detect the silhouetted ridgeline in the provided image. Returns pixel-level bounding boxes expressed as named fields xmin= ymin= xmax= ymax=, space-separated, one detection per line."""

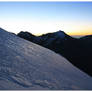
xmin=17 ymin=31 xmax=92 ymax=77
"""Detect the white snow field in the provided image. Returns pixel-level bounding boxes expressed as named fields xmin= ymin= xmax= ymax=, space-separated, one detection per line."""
xmin=0 ymin=28 xmax=92 ymax=90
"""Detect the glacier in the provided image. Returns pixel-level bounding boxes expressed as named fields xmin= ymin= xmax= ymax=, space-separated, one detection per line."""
xmin=0 ymin=28 xmax=92 ymax=90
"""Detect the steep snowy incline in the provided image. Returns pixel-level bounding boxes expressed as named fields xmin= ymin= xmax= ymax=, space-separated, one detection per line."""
xmin=0 ymin=28 xmax=92 ymax=90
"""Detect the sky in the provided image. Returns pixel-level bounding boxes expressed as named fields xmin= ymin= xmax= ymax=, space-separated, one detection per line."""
xmin=0 ymin=2 xmax=92 ymax=36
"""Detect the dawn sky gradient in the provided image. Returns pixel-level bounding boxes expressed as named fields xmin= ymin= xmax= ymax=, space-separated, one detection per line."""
xmin=0 ymin=2 xmax=92 ymax=35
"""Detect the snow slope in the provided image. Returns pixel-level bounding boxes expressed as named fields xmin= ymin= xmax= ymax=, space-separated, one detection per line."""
xmin=0 ymin=28 xmax=92 ymax=90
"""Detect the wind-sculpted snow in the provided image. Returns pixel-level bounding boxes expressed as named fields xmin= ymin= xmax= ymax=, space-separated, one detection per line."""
xmin=0 ymin=28 xmax=92 ymax=90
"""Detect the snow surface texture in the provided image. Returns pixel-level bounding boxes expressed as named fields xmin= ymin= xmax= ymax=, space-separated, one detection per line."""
xmin=0 ymin=28 xmax=92 ymax=90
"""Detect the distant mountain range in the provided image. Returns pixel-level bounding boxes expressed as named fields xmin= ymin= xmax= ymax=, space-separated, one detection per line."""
xmin=17 ymin=31 xmax=92 ymax=77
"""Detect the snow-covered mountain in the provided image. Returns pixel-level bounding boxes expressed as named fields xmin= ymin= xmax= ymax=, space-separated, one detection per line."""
xmin=41 ymin=30 xmax=66 ymax=39
xmin=53 ymin=30 xmax=65 ymax=38
xmin=17 ymin=31 xmax=92 ymax=77
xmin=17 ymin=30 xmax=72 ymax=47
xmin=0 ymin=28 xmax=92 ymax=90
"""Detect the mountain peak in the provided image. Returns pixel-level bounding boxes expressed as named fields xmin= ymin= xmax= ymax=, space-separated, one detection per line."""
xmin=56 ymin=30 xmax=66 ymax=34
xmin=57 ymin=30 xmax=64 ymax=32
xmin=54 ymin=30 xmax=66 ymax=38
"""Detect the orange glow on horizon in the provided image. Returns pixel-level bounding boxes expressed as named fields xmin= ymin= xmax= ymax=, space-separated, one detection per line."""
xmin=34 ymin=30 xmax=92 ymax=36
xmin=67 ymin=31 xmax=92 ymax=36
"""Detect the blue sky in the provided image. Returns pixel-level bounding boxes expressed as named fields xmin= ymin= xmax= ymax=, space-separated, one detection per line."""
xmin=0 ymin=2 xmax=92 ymax=35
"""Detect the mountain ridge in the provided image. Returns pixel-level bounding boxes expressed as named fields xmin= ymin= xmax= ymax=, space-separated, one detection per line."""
xmin=17 ymin=30 xmax=92 ymax=77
